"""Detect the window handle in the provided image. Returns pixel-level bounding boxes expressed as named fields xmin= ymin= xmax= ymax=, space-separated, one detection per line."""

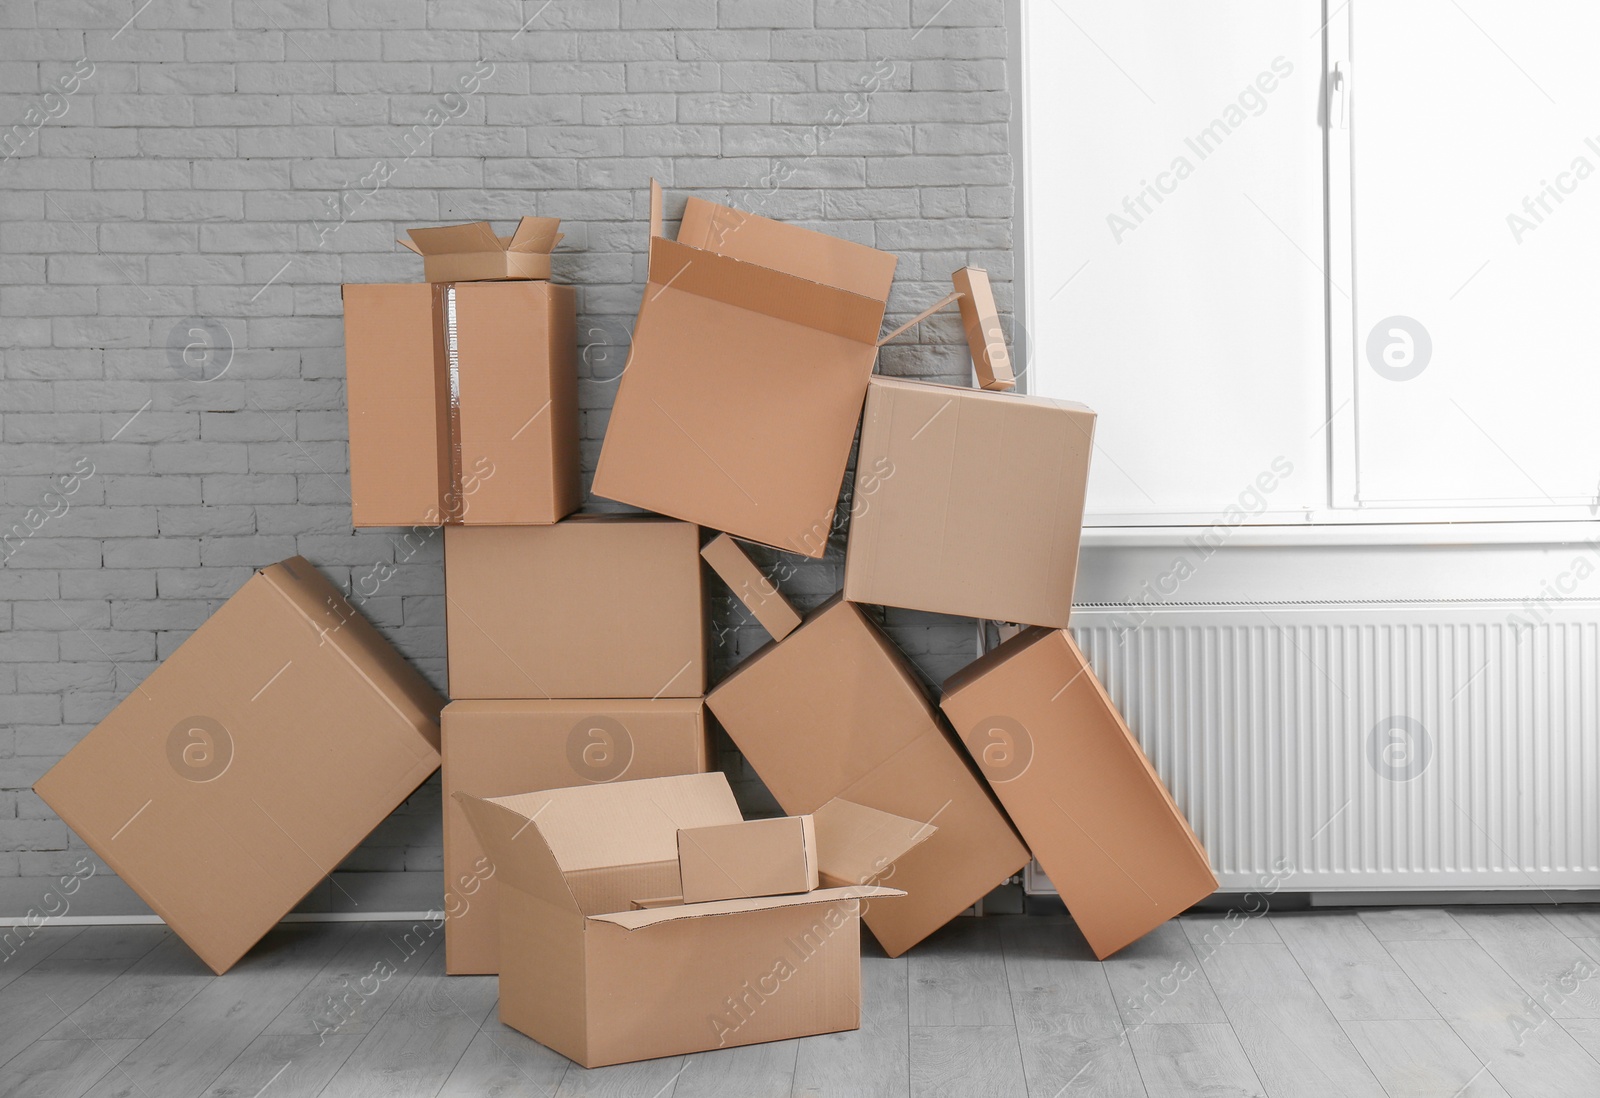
xmin=1331 ymin=62 xmax=1349 ymax=130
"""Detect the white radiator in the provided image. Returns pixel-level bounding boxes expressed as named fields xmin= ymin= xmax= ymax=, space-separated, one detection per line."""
xmin=1025 ymin=602 xmax=1600 ymax=894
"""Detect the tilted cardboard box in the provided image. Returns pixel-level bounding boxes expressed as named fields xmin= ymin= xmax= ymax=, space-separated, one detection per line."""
xmin=678 ymin=815 xmax=819 ymax=903
xmin=592 ymin=182 xmax=897 ymax=558
xmin=940 ymin=628 xmax=1218 ymax=959
xmin=843 ymin=377 xmax=1096 ymax=628
xmin=343 ymin=257 xmax=579 ymax=527
xmin=701 ymin=537 xmax=1030 ymax=957
xmin=398 ymin=216 xmax=562 ymax=282
xmin=454 ymin=773 xmax=930 ymax=1067
xmin=444 ymin=516 xmax=705 ymax=700
xmin=33 ymin=557 xmax=444 ymax=975
xmin=441 ymin=698 xmax=714 ymax=975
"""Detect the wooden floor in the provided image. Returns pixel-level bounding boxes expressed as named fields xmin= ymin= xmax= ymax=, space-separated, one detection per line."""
xmin=4 ymin=904 xmax=1600 ymax=1097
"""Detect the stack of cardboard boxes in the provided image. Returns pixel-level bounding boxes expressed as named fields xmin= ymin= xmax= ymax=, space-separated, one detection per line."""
xmin=32 ymin=184 xmax=1219 ymax=1067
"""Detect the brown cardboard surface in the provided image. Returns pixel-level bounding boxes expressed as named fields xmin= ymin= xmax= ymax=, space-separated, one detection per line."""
xmin=342 ymin=280 xmax=579 ymax=528
xmin=32 ymin=558 xmax=443 ymax=975
xmin=399 ymin=216 xmax=561 ymax=282
xmin=843 ymin=377 xmax=1096 ymax=628
xmin=940 ymin=628 xmax=1218 ymax=959
xmin=950 ymin=267 xmax=1015 ymax=391
xmin=442 ymin=698 xmax=713 ymax=974
xmin=699 ymin=533 xmax=802 ymax=642
xmin=455 ymin=774 xmax=902 ymax=1066
xmin=592 ymin=184 xmax=896 ymax=558
xmin=812 ymin=797 xmax=939 ymax=890
xmin=706 ymin=594 xmax=1029 ymax=957
xmin=444 ymin=516 xmax=705 ymax=700
xmin=677 ymin=816 xmax=818 ymax=903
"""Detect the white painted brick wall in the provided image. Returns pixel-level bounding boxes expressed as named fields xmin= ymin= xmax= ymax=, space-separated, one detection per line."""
xmin=0 ymin=0 xmax=1013 ymax=897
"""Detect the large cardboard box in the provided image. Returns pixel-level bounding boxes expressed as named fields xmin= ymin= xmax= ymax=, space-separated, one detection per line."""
xmin=444 ymin=516 xmax=705 ymax=700
xmin=33 ymin=558 xmax=444 ymax=975
xmin=441 ymin=698 xmax=714 ymax=974
xmin=702 ymin=539 xmax=1029 ymax=957
xmin=940 ymin=628 xmax=1218 ymax=958
xmin=343 ymin=277 xmax=579 ymax=528
xmin=843 ymin=377 xmax=1096 ymax=628
xmin=454 ymin=773 xmax=929 ymax=1066
xmin=592 ymin=182 xmax=897 ymax=558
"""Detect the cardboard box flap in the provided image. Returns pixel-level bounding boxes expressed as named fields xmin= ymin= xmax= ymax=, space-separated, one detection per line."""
xmin=674 ymin=192 xmax=896 ymax=303
xmin=646 ymin=237 xmax=885 ymax=345
xmin=399 ymin=221 xmax=504 ymax=256
xmin=505 ymin=216 xmax=562 ymax=253
xmin=590 ymin=884 xmax=904 ymax=931
xmin=700 ymin=533 xmax=802 ymax=642
xmin=258 ymin=557 xmax=442 ymax=753
xmin=813 ymin=797 xmax=938 ymax=887
xmin=489 ymin=773 xmax=742 ymax=874
xmin=452 ymin=791 xmax=583 ymax=915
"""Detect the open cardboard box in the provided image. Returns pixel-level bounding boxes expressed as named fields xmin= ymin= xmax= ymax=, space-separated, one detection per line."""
xmin=454 ymin=773 xmax=932 ymax=1067
xmin=441 ymin=698 xmax=714 ymax=975
xmin=700 ymin=535 xmax=1030 ymax=957
xmin=343 ymin=217 xmax=578 ymax=528
xmin=593 ymin=182 xmax=897 ymax=558
xmin=33 ymin=558 xmax=444 ymax=974
xmin=941 ymin=628 xmax=1218 ymax=958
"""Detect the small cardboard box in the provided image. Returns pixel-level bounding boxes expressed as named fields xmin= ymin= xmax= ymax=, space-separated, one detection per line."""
xmin=343 ymin=276 xmax=579 ymax=528
xmin=843 ymin=377 xmax=1096 ymax=628
xmin=951 ymin=266 xmax=1015 ymax=391
xmin=702 ymin=539 xmax=1030 ymax=957
xmin=454 ymin=773 xmax=931 ymax=1067
xmin=678 ymin=815 xmax=819 ymax=903
xmin=592 ymin=182 xmax=897 ymax=558
xmin=441 ymin=698 xmax=714 ymax=975
xmin=33 ymin=558 xmax=444 ymax=975
xmin=940 ymin=628 xmax=1218 ymax=959
xmin=399 ymin=217 xmax=562 ymax=282
xmin=444 ymin=516 xmax=705 ymax=700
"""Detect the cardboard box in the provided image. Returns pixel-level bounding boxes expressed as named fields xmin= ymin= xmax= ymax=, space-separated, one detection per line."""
xmin=702 ymin=539 xmax=1029 ymax=957
xmin=843 ymin=377 xmax=1096 ymax=628
xmin=951 ymin=267 xmax=1015 ymax=391
xmin=940 ymin=628 xmax=1218 ymax=958
xmin=343 ymin=278 xmax=580 ymax=528
xmin=32 ymin=558 xmax=444 ymax=975
xmin=699 ymin=533 xmax=802 ymax=641
xmin=441 ymin=698 xmax=714 ymax=974
xmin=444 ymin=516 xmax=705 ymax=700
xmin=398 ymin=217 xmax=562 ymax=282
xmin=592 ymin=182 xmax=897 ymax=558
xmin=454 ymin=773 xmax=930 ymax=1066
xmin=678 ymin=815 xmax=819 ymax=903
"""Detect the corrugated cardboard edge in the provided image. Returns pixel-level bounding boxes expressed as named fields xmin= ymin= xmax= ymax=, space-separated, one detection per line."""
xmin=590 ymin=884 xmax=903 ymax=931
xmin=700 ymin=534 xmax=802 ymax=642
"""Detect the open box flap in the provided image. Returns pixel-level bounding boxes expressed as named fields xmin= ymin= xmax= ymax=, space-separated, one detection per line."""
xmin=813 ymin=797 xmax=937 ymax=887
xmin=452 ymin=791 xmax=583 ymax=916
xmin=589 ymin=883 xmax=904 ymax=931
xmin=400 ymin=221 xmax=504 ymax=256
xmin=486 ymin=773 xmax=742 ymax=874
xmin=506 ymin=216 xmax=563 ymax=254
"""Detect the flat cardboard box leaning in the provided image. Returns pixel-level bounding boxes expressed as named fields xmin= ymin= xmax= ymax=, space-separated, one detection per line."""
xmin=34 ymin=182 xmax=1218 ymax=1066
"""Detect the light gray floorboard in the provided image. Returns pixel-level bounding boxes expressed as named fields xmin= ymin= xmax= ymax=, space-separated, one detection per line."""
xmin=1341 ymin=1019 xmax=1511 ymax=1098
xmin=552 ymin=1054 xmax=690 ymax=1098
xmin=198 ymin=1033 xmax=365 ymax=1098
xmin=0 ymin=926 xmax=84 ymax=991
xmin=0 ymin=955 xmax=140 ymax=1068
xmin=49 ymin=925 xmax=172 ymax=962
xmin=1180 ymin=908 xmax=1283 ymax=948
xmin=1103 ymin=921 xmax=1226 ymax=1026
xmin=263 ymin=920 xmax=445 ymax=1039
xmin=674 ymin=1038 xmax=797 ymax=1098
xmin=1272 ymin=911 xmax=1437 ymax=1020
xmin=909 ymin=1025 xmax=1027 ymax=1098
xmin=317 ymin=946 xmax=498 ymax=1098
xmin=1197 ymin=941 xmax=1384 ymax=1098
xmin=1453 ymin=908 xmax=1600 ymax=1018
xmin=1385 ymin=937 xmax=1600 ymax=1098
xmin=1356 ymin=907 xmax=1467 ymax=942
xmin=792 ymin=950 xmax=909 ymax=1098
xmin=437 ymin=1022 xmax=571 ymax=1098
xmin=78 ymin=921 xmax=353 ymax=1098
xmin=1534 ymin=903 xmax=1600 ymax=939
xmin=0 ymin=1037 xmax=141 ymax=1098
xmin=908 ymin=916 xmax=1013 ymax=1027
xmin=41 ymin=931 xmax=213 ymax=1040
xmin=1127 ymin=1021 xmax=1266 ymax=1098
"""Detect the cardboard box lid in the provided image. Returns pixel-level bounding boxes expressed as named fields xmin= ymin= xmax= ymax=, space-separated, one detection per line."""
xmin=399 ymin=217 xmax=562 ymax=282
xmin=940 ymin=628 xmax=1217 ymax=958
xmin=32 ymin=557 xmax=443 ymax=975
xmin=591 ymin=183 xmax=898 ymax=557
xmin=843 ymin=376 xmax=1096 ymax=629
xmin=590 ymin=884 xmax=902 ymax=931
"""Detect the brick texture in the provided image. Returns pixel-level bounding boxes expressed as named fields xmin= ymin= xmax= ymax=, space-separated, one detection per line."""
xmin=0 ymin=0 xmax=1013 ymax=905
